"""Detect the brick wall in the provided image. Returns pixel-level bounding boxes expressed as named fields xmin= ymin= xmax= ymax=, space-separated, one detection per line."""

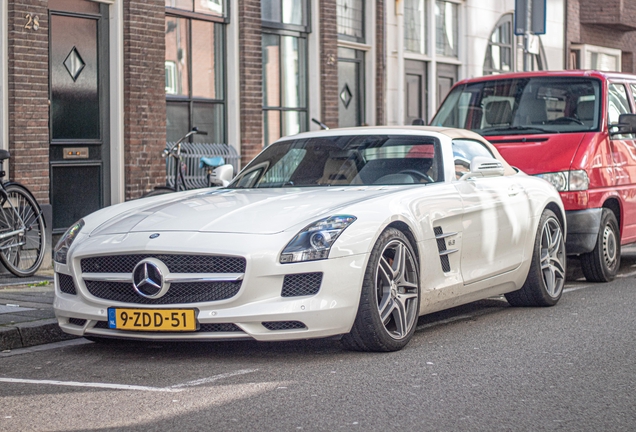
xmin=320 ymin=0 xmax=339 ymax=129
xmin=238 ymin=0 xmax=263 ymax=167
xmin=580 ymin=0 xmax=636 ymax=31
xmin=7 ymin=0 xmax=49 ymax=203
xmin=123 ymin=0 xmax=166 ymax=199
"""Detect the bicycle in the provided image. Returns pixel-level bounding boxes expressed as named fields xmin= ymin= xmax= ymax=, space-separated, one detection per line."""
xmin=0 ymin=149 xmax=46 ymax=277
xmin=144 ymin=127 xmax=229 ymax=197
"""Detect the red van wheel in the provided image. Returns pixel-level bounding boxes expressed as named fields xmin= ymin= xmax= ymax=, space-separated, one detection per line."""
xmin=580 ymin=209 xmax=620 ymax=282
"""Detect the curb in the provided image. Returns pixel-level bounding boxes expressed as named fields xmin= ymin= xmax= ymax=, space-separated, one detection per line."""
xmin=0 ymin=318 xmax=77 ymax=351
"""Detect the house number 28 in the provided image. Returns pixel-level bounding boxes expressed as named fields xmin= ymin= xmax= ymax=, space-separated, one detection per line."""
xmin=24 ymin=13 xmax=40 ymax=31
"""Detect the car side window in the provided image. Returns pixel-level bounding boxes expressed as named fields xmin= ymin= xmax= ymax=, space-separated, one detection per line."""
xmin=452 ymin=139 xmax=495 ymax=179
xmin=609 ymin=83 xmax=633 ymax=140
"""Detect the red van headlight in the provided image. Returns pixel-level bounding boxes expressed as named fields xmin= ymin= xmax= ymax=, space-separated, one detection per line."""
xmin=536 ymin=170 xmax=589 ymax=192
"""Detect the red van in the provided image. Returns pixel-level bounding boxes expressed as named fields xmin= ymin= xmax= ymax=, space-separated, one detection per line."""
xmin=431 ymin=70 xmax=636 ymax=282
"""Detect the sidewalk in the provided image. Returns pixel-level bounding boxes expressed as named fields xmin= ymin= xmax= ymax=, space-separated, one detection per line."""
xmin=0 ymin=270 xmax=76 ymax=351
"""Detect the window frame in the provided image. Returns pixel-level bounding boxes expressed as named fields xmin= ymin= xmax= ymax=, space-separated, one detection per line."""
xmin=261 ymin=1 xmax=310 ymax=147
xmin=165 ymin=8 xmax=227 ymax=144
xmin=336 ymin=0 xmax=365 ymax=44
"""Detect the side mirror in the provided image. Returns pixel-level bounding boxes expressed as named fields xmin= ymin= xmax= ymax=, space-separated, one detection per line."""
xmin=610 ymin=113 xmax=636 ymax=136
xmin=213 ymin=164 xmax=234 ymax=187
xmin=460 ymin=156 xmax=505 ymax=180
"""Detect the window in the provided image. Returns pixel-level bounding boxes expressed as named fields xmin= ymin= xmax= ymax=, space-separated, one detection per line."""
xmin=435 ymin=1 xmax=457 ymax=58
xmin=608 ymin=84 xmax=630 ymax=125
xmin=262 ymin=0 xmax=309 ymax=147
xmin=484 ymin=13 xmax=546 ymax=75
xmin=165 ymin=0 xmax=225 ymax=17
xmin=570 ymin=44 xmax=622 ymax=71
xmin=405 ymin=0 xmax=427 ymax=55
xmin=432 ymin=77 xmax=602 ymax=135
xmin=337 ymin=0 xmax=364 ymax=43
xmin=484 ymin=14 xmax=512 ymax=74
xmin=165 ymin=4 xmax=226 ymax=144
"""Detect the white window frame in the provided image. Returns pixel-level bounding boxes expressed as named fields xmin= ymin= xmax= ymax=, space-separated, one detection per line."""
xmin=571 ymin=44 xmax=622 ymax=72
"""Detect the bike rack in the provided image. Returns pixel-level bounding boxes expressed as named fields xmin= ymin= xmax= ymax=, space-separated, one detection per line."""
xmin=164 ymin=142 xmax=240 ymax=189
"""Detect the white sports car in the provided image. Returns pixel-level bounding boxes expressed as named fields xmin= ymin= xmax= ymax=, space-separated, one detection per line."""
xmin=53 ymin=126 xmax=566 ymax=352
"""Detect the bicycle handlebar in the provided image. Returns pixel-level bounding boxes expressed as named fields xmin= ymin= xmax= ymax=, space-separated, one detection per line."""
xmin=162 ymin=127 xmax=208 ymax=157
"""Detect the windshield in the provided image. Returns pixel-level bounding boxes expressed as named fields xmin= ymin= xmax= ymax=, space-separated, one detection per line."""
xmin=228 ymin=135 xmax=443 ymax=188
xmin=431 ymin=77 xmax=601 ymax=136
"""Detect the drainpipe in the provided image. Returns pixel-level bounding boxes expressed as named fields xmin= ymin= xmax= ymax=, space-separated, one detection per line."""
xmin=396 ymin=0 xmax=405 ymax=125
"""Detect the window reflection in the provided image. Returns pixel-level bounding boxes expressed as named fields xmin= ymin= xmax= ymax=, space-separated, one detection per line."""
xmin=435 ymin=1 xmax=457 ymax=57
xmin=165 ymin=17 xmax=189 ymax=96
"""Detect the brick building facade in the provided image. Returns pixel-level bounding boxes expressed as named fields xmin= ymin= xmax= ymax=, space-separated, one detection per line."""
xmin=11 ymin=0 xmax=634 ymax=244
xmin=566 ymin=0 xmax=636 ymax=73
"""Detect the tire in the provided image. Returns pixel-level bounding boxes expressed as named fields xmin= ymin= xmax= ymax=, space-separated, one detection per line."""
xmin=142 ymin=187 xmax=175 ymax=198
xmin=342 ymin=228 xmax=420 ymax=352
xmin=0 ymin=184 xmax=46 ymax=277
xmin=580 ymin=208 xmax=620 ymax=282
xmin=505 ymin=209 xmax=566 ymax=307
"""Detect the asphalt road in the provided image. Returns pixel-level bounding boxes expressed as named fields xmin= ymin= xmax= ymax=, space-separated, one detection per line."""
xmin=1 ymin=254 xmax=635 ymax=431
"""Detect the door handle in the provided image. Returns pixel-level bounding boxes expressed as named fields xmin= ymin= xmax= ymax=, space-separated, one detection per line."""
xmin=508 ymin=185 xmax=522 ymax=196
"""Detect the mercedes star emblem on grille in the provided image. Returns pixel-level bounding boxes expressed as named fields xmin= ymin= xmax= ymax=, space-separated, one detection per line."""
xmin=132 ymin=258 xmax=171 ymax=299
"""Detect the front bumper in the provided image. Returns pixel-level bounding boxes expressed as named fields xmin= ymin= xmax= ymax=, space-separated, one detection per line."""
xmin=53 ymin=231 xmax=368 ymax=342
xmin=565 ymin=208 xmax=602 ymax=255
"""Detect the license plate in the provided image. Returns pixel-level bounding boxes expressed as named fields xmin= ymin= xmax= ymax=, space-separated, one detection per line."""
xmin=107 ymin=308 xmax=197 ymax=331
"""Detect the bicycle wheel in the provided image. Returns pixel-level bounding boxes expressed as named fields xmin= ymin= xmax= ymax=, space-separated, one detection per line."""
xmin=0 ymin=184 xmax=45 ymax=277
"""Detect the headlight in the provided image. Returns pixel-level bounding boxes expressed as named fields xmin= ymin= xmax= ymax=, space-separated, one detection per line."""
xmin=53 ymin=219 xmax=84 ymax=264
xmin=568 ymin=170 xmax=589 ymax=191
xmin=535 ymin=170 xmax=588 ymax=192
xmin=280 ymin=215 xmax=357 ymax=263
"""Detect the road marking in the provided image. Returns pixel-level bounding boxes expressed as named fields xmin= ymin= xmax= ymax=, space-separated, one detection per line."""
xmin=416 ymin=313 xmax=481 ymax=331
xmin=617 ymin=269 xmax=636 ymax=278
xmin=0 ymin=338 xmax=90 ymax=358
xmin=171 ymin=369 xmax=258 ymax=388
xmin=563 ymin=285 xmax=591 ymax=293
xmin=0 ymin=377 xmax=181 ymax=393
xmin=0 ymin=369 xmax=258 ymax=393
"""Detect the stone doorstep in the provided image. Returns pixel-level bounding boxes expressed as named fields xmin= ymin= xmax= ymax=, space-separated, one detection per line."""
xmin=0 ymin=319 xmax=77 ymax=351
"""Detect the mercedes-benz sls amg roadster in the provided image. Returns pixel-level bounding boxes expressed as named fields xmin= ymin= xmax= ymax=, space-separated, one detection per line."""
xmin=53 ymin=127 xmax=567 ymax=351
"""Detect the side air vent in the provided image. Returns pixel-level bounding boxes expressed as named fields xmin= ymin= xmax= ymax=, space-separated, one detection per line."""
xmin=433 ymin=226 xmax=458 ymax=272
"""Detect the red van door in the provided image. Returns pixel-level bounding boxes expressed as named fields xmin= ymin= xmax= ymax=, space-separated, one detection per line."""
xmin=607 ymin=83 xmax=636 ymax=244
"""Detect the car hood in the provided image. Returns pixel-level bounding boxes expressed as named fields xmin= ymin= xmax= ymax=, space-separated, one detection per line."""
xmin=488 ymin=133 xmax=587 ymax=175
xmin=90 ymin=187 xmax=397 ymax=236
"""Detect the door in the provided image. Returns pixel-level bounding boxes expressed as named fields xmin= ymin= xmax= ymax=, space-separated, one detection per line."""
xmin=49 ymin=0 xmax=109 ymax=233
xmin=405 ymin=60 xmax=427 ymax=125
xmin=338 ymin=48 xmax=364 ymax=127
xmin=436 ymin=63 xmax=457 ymax=109
xmin=452 ymin=139 xmax=531 ymax=284
xmin=609 ymin=82 xmax=636 ymax=243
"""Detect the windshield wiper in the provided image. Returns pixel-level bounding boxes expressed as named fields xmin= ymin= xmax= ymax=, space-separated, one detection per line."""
xmin=480 ymin=125 xmax=558 ymax=135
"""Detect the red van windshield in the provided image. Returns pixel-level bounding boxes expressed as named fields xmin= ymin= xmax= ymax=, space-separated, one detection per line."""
xmin=431 ymin=77 xmax=601 ymax=136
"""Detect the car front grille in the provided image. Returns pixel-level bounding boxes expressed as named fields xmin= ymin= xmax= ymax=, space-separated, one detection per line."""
xmin=68 ymin=318 xmax=87 ymax=327
xmin=58 ymin=273 xmax=77 ymax=295
xmin=84 ymin=280 xmax=241 ymax=304
xmin=281 ymin=272 xmax=323 ymax=297
xmin=80 ymin=254 xmax=246 ymax=274
xmin=92 ymin=321 xmax=242 ymax=332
